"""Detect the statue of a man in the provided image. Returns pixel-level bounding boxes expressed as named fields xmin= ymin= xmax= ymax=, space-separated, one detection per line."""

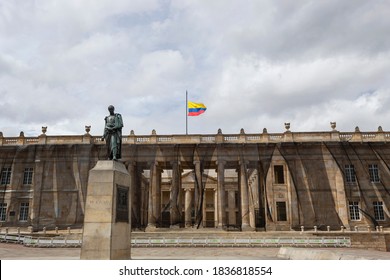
xmin=102 ymin=105 xmax=123 ymax=160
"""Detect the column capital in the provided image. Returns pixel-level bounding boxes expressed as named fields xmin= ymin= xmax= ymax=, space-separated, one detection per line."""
xmin=216 ymin=160 xmax=226 ymax=166
xmin=148 ymin=161 xmax=159 ymax=167
xmin=239 ymin=160 xmax=249 ymax=166
xmin=170 ymin=160 xmax=181 ymax=166
xmin=150 ymin=161 xmax=163 ymax=170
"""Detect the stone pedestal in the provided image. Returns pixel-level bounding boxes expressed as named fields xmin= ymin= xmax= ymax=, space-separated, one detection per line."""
xmin=80 ymin=161 xmax=131 ymax=260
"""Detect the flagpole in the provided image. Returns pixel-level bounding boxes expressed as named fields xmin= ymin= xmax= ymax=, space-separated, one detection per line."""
xmin=186 ymin=90 xmax=188 ymax=135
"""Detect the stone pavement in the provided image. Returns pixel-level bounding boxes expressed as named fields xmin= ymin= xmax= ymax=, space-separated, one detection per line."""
xmin=0 ymin=243 xmax=281 ymax=260
xmin=278 ymin=247 xmax=390 ymax=260
xmin=1 ymin=243 xmax=390 ymax=260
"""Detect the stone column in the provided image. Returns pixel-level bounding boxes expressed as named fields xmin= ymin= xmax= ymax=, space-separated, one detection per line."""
xmin=216 ymin=160 xmax=226 ymax=228
xmin=127 ymin=161 xmax=137 ymax=228
xmin=256 ymin=162 xmax=266 ymax=228
xmin=194 ymin=160 xmax=204 ymax=227
xmin=227 ymin=189 xmax=236 ymax=225
xmin=184 ymin=189 xmax=193 ymax=227
xmin=170 ymin=161 xmax=181 ymax=227
xmin=156 ymin=165 xmax=162 ymax=224
xmin=202 ymin=190 xmax=207 ymax=227
xmin=239 ymin=160 xmax=252 ymax=230
xmin=140 ymin=171 xmax=147 ymax=227
xmin=147 ymin=175 xmax=154 ymax=228
xmin=31 ymin=159 xmax=44 ymax=230
xmin=214 ymin=188 xmax=218 ymax=227
xmin=147 ymin=161 xmax=161 ymax=230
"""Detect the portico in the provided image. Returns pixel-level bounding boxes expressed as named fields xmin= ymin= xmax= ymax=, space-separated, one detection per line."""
xmin=127 ymin=154 xmax=261 ymax=231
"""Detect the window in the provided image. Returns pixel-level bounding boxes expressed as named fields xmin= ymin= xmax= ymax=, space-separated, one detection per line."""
xmin=274 ymin=165 xmax=285 ymax=184
xmin=276 ymin=201 xmax=287 ymax=221
xmin=373 ymin=201 xmax=385 ymax=221
xmin=19 ymin=202 xmax=29 ymax=222
xmin=23 ymin=168 xmax=34 ymax=185
xmin=345 ymin=165 xmax=356 ymax=183
xmin=0 ymin=203 xmax=7 ymax=222
xmin=368 ymin=164 xmax=380 ymax=183
xmin=1 ymin=168 xmax=12 ymax=185
xmin=348 ymin=201 xmax=360 ymax=220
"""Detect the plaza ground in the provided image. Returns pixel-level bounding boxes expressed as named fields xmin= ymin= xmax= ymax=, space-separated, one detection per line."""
xmin=1 ymin=242 xmax=390 ymax=260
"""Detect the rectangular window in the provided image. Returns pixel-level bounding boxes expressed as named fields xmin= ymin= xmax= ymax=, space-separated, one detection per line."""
xmin=19 ymin=202 xmax=29 ymax=222
xmin=276 ymin=201 xmax=287 ymax=221
xmin=368 ymin=164 xmax=380 ymax=183
xmin=345 ymin=165 xmax=356 ymax=183
xmin=1 ymin=167 xmax=12 ymax=185
xmin=373 ymin=201 xmax=385 ymax=221
xmin=0 ymin=203 xmax=7 ymax=222
xmin=348 ymin=201 xmax=360 ymax=220
xmin=274 ymin=165 xmax=285 ymax=184
xmin=23 ymin=168 xmax=34 ymax=185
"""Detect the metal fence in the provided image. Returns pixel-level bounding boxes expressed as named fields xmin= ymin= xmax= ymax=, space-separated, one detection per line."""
xmin=0 ymin=233 xmax=351 ymax=248
xmin=0 ymin=234 xmax=82 ymax=247
xmin=131 ymin=236 xmax=351 ymax=248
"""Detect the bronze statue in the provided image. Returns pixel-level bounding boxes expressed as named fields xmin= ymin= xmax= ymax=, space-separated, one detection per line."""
xmin=102 ymin=105 xmax=123 ymax=160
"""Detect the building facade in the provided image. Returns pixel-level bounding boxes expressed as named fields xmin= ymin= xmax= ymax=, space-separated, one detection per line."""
xmin=0 ymin=126 xmax=389 ymax=231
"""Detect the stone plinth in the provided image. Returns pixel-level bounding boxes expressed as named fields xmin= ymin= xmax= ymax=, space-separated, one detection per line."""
xmin=80 ymin=160 xmax=131 ymax=260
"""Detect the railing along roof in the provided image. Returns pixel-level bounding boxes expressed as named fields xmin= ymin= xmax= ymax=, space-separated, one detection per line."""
xmin=1 ymin=127 xmax=389 ymax=146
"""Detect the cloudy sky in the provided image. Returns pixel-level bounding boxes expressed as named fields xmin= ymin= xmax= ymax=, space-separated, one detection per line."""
xmin=1 ymin=0 xmax=390 ymax=137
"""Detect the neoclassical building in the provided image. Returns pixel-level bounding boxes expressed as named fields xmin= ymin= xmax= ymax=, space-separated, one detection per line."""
xmin=0 ymin=125 xmax=389 ymax=231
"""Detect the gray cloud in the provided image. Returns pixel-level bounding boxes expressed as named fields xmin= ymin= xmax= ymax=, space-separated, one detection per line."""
xmin=1 ymin=0 xmax=389 ymax=136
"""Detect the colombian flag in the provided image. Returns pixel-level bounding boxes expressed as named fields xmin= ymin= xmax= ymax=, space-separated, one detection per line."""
xmin=188 ymin=101 xmax=207 ymax=116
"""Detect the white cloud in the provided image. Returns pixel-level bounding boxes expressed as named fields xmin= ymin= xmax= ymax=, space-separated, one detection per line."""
xmin=0 ymin=54 xmax=29 ymax=76
xmin=205 ymin=52 xmax=390 ymax=131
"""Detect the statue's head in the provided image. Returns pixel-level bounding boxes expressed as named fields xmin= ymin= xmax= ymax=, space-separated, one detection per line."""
xmin=108 ymin=105 xmax=115 ymax=113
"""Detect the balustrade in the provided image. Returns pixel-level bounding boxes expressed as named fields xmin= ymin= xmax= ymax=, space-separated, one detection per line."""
xmin=1 ymin=129 xmax=390 ymax=146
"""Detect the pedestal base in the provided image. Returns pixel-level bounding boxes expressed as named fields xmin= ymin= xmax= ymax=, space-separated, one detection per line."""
xmin=80 ymin=161 xmax=131 ymax=260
